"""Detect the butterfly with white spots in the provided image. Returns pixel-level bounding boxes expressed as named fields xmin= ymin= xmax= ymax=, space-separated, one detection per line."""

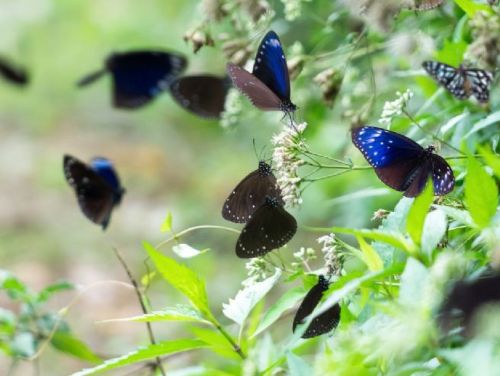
xmin=351 ymin=126 xmax=455 ymax=197
xmin=423 ymin=61 xmax=494 ymax=103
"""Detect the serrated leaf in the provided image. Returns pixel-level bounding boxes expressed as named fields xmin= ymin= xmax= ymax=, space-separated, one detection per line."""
xmin=73 ymin=339 xmax=207 ymax=376
xmin=465 ymin=158 xmax=498 ymax=228
xmin=172 ymin=244 xmax=208 ymax=258
xmin=51 ymin=331 xmax=101 ymax=363
xmin=406 ymin=182 xmax=434 ymax=245
xmin=356 ymin=236 xmax=383 ymax=272
xmin=422 ymin=209 xmax=447 ymax=255
xmin=161 ymin=212 xmax=173 ymax=233
xmin=99 ymin=306 xmax=209 ymax=324
xmin=144 ymin=242 xmax=213 ymax=320
xmin=252 ymin=286 xmax=305 ymax=338
xmin=222 ymin=268 xmax=281 ymax=326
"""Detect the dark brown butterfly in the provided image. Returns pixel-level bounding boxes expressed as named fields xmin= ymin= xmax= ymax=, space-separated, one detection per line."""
xmin=0 ymin=57 xmax=29 ymax=86
xmin=77 ymin=50 xmax=187 ymax=109
xmin=64 ymin=155 xmax=125 ymax=230
xmin=352 ymin=126 xmax=455 ymax=197
xmin=293 ymin=275 xmax=341 ymax=338
xmin=222 ymin=161 xmax=283 ymax=223
xmin=227 ymin=31 xmax=296 ymax=114
xmin=235 ymin=196 xmax=296 ymax=258
xmin=169 ymin=75 xmax=231 ymax=119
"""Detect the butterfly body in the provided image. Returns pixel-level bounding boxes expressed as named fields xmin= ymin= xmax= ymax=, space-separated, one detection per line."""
xmin=293 ymin=275 xmax=341 ymax=338
xmin=227 ymin=31 xmax=296 ymax=113
xmin=222 ymin=161 xmax=283 ymax=223
xmin=0 ymin=57 xmax=29 ymax=86
xmin=64 ymin=155 xmax=124 ymax=229
xmin=352 ymin=126 xmax=455 ymax=197
xmin=78 ymin=50 xmax=187 ymax=109
xmin=235 ymin=196 xmax=296 ymax=258
xmin=422 ymin=61 xmax=493 ymax=103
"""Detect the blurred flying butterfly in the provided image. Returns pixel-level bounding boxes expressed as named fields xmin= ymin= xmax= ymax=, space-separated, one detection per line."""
xmin=422 ymin=61 xmax=494 ymax=103
xmin=77 ymin=50 xmax=187 ymax=109
xmin=64 ymin=154 xmax=125 ymax=230
xmin=235 ymin=196 xmax=296 ymax=258
xmin=170 ymin=75 xmax=231 ymax=119
xmin=440 ymin=273 xmax=500 ymax=337
xmin=293 ymin=275 xmax=341 ymax=338
xmin=222 ymin=161 xmax=283 ymax=223
xmin=0 ymin=57 xmax=29 ymax=86
xmin=227 ymin=30 xmax=297 ymax=114
xmin=351 ymin=126 xmax=455 ymax=197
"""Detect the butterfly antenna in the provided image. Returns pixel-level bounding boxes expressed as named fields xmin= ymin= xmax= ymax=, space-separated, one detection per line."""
xmin=76 ymin=68 xmax=107 ymax=87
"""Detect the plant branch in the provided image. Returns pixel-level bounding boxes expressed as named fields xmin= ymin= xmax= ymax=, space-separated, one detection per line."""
xmin=212 ymin=321 xmax=246 ymax=359
xmin=155 ymin=225 xmax=240 ymax=250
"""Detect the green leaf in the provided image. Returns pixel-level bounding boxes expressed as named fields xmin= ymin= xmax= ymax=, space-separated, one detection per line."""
xmin=222 ymin=268 xmax=281 ymax=326
xmin=465 ymin=111 xmax=500 ymax=139
xmin=36 ymin=281 xmax=74 ymax=303
xmin=434 ymin=39 xmax=468 ymax=67
xmin=434 ymin=205 xmax=473 ymax=226
xmin=478 ymin=146 xmax=500 ymax=180
xmin=287 ymin=352 xmax=312 ymax=376
xmin=172 ymin=244 xmax=209 ymax=258
xmin=189 ymin=327 xmax=240 ymax=360
xmin=356 ymin=236 xmax=383 ymax=272
xmin=453 ymin=0 xmax=492 ymax=18
xmin=0 ymin=270 xmax=28 ymax=301
xmin=98 ymin=305 xmax=209 ymax=324
xmin=331 ymin=227 xmax=415 ymax=254
xmin=406 ymin=182 xmax=434 ymax=246
xmin=74 ymin=339 xmax=207 ymax=376
xmin=144 ymin=242 xmax=213 ymax=320
xmin=51 ymin=331 xmax=101 ymax=363
xmin=160 ymin=212 xmax=173 ymax=233
xmin=399 ymin=258 xmax=429 ymax=307
xmin=252 ymin=286 xmax=305 ymax=338
xmin=465 ymin=158 xmax=499 ymax=228
xmin=422 ymin=209 xmax=448 ymax=255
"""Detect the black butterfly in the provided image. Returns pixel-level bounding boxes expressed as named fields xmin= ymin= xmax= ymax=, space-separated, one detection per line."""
xmin=64 ymin=155 xmax=125 ymax=230
xmin=0 ymin=57 xmax=29 ymax=86
xmin=222 ymin=161 xmax=283 ymax=223
xmin=235 ymin=196 xmax=296 ymax=258
xmin=352 ymin=126 xmax=455 ymax=197
xmin=227 ymin=30 xmax=296 ymax=114
xmin=440 ymin=273 xmax=500 ymax=336
xmin=169 ymin=75 xmax=231 ymax=119
xmin=422 ymin=61 xmax=494 ymax=103
xmin=293 ymin=275 xmax=341 ymax=338
xmin=77 ymin=50 xmax=187 ymax=109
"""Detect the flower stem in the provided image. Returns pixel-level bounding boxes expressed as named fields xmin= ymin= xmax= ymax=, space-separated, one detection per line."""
xmin=155 ymin=225 xmax=240 ymax=250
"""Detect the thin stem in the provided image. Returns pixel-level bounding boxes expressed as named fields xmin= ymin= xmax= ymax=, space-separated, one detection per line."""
xmin=301 ymin=150 xmax=351 ymax=166
xmin=155 ymin=225 xmax=240 ymax=250
xmin=112 ymin=248 xmax=166 ymax=376
xmin=212 ymin=322 xmax=246 ymax=359
xmin=302 ymin=170 xmax=350 ymax=182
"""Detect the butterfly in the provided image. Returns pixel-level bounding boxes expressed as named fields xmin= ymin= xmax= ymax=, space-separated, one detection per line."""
xmin=351 ymin=126 xmax=455 ymax=197
xmin=227 ymin=30 xmax=296 ymax=114
xmin=64 ymin=154 xmax=125 ymax=230
xmin=406 ymin=0 xmax=444 ymax=10
xmin=222 ymin=161 xmax=283 ymax=223
xmin=0 ymin=57 xmax=29 ymax=86
xmin=170 ymin=75 xmax=231 ymax=119
xmin=440 ymin=273 xmax=500 ymax=336
xmin=77 ymin=50 xmax=187 ymax=109
xmin=235 ymin=196 xmax=296 ymax=258
xmin=293 ymin=275 xmax=341 ymax=338
xmin=422 ymin=61 xmax=494 ymax=103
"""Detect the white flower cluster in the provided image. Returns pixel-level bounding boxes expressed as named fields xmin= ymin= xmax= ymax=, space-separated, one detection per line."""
xmin=242 ymin=257 xmax=274 ymax=287
xmin=291 ymin=247 xmax=316 ymax=269
xmin=379 ymin=89 xmax=414 ymax=127
xmin=272 ymin=122 xmax=307 ymax=207
xmin=281 ymin=0 xmax=311 ymax=21
xmin=317 ymin=233 xmax=341 ymax=277
xmin=220 ymin=88 xmax=242 ymax=128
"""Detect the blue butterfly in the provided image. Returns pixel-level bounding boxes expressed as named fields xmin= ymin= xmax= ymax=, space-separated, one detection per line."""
xmin=352 ymin=126 xmax=455 ymax=197
xmin=227 ymin=31 xmax=296 ymax=114
xmin=77 ymin=50 xmax=187 ymax=109
xmin=64 ymin=155 xmax=125 ymax=229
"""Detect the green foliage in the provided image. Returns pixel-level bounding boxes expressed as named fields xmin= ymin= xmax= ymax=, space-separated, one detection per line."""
xmin=407 ymin=182 xmax=434 ymax=246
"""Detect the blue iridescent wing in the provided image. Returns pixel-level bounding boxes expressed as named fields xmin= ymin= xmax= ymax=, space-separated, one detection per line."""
xmin=107 ymin=51 xmax=187 ymax=109
xmin=252 ymin=31 xmax=291 ymax=103
xmin=90 ymin=157 xmax=124 ymax=204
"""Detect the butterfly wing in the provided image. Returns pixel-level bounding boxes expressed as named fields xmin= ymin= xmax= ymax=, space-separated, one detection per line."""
xmin=0 ymin=57 xmax=29 ymax=86
xmin=410 ymin=0 xmax=444 ymax=10
xmin=235 ymin=202 xmax=297 ymax=258
xmin=222 ymin=165 xmax=282 ymax=223
xmin=227 ymin=63 xmax=283 ymax=111
xmin=422 ymin=61 xmax=469 ymax=100
xmin=64 ymin=155 xmax=116 ymax=229
xmin=293 ymin=276 xmax=341 ymax=338
xmin=108 ymin=51 xmax=187 ymax=109
xmin=430 ymin=154 xmax=455 ymax=196
xmin=252 ymin=30 xmax=291 ymax=104
xmin=352 ymin=126 xmax=427 ymax=193
xmin=90 ymin=157 xmax=125 ymax=205
xmin=170 ymin=75 xmax=231 ymax=119
xmin=464 ymin=69 xmax=494 ymax=103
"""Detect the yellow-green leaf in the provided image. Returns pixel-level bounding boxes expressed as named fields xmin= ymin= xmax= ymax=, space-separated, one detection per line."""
xmin=356 ymin=236 xmax=383 ymax=272
xmin=160 ymin=212 xmax=173 ymax=233
xmin=406 ymin=182 xmax=434 ymax=245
